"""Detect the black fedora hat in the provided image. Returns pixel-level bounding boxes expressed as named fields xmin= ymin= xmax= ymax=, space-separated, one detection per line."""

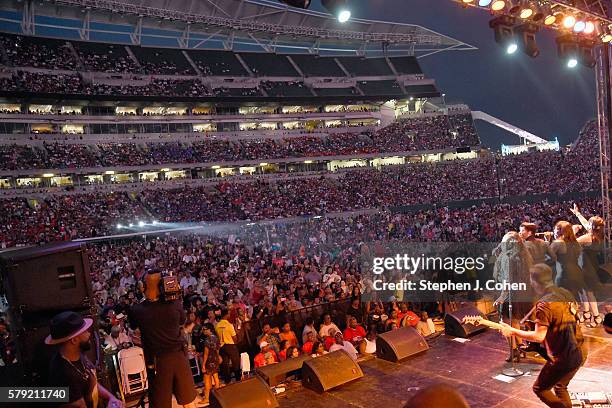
xmin=45 ymin=311 xmax=93 ymax=345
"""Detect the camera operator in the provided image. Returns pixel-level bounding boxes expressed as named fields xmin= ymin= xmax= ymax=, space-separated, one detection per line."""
xmin=128 ymin=272 xmax=197 ymax=408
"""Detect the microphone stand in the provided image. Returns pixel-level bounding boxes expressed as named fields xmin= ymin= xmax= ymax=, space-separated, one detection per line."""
xmin=501 ymin=264 xmax=524 ymax=377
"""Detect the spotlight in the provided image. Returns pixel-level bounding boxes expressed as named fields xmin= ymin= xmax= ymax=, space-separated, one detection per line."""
xmin=278 ymin=0 xmax=311 ymax=7
xmin=516 ymin=23 xmax=540 ymax=58
xmin=578 ymin=41 xmax=596 ymax=68
xmin=557 ymin=34 xmax=580 ymax=68
xmin=129 ymin=223 xmax=134 ymax=227
xmin=562 ymin=15 xmax=576 ymax=29
xmin=491 ymin=0 xmax=506 ymax=11
xmin=322 ymin=0 xmax=351 ymax=23
xmin=584 ymin=22 xmax=595 ymax=35
xmin=543 ymin=11 xmax=558 ymax=26
xmin=490 ymin=15 xmax=517 ymax=54
xmin=573 ymin=20 xmax=586 ymax=33
xmin=602 ymin=33 xmax=612 ymax=43
xmin=152 ymin=220 xmax=159 ymax=225
xmin=478 ymin=0 xmax=492 ymax=6
xmin=138 ymin=221 xmax=145 ymax=227
xmin=463 ymin=0 xmax=475 ymax=3
xmin=117 ymin=224 xmax=123 ymax=229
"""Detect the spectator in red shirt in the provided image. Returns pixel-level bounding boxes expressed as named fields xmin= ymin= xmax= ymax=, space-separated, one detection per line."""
xmin=301 ymin=332 xmax=317 ymax=355
xmin=324 ymin=328 xmax=338 ymax=351
xmin=343 ymin=317 xmax=367 ymax=354
xmin=254 ymin=341 xmax=278 ymax=368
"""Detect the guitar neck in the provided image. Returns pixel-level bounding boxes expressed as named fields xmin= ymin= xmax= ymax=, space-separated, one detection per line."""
xmin=471 ymin=318 xmax=503 ymax=331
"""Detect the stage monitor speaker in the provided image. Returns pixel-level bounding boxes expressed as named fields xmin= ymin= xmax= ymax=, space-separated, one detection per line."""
xmin=445 ymin=307 xmax=487 ymax=338
xmin=0 ymin=242 xmax=93 ymax=315
xmin=301 ymin=350 xmax=363 ymax=393
xmin=210 ymin=376 xmax=278 ymax=408
xmin=376 ymin=326 xmax=429 ymax=362
xmin=256 ymin=354 xmax=312 ymax=386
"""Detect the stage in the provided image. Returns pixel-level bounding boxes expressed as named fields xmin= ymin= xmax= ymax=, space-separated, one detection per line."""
xmin=275 ymin=328 xmax=612 ymax=408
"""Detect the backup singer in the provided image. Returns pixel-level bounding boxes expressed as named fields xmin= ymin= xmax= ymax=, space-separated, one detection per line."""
xmin=499 ymin=264 xmax=586 ymax=408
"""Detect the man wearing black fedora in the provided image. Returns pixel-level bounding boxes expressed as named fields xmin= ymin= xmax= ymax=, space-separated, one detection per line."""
xmin=47 ymin=311 xmax=124 ymax=408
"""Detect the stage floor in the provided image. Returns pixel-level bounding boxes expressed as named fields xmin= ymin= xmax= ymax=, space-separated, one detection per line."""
xmin=276 ymin=329 xmax=612 ymax=408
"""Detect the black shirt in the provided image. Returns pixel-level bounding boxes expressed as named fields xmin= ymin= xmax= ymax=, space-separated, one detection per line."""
xmin=535 ymin=286 xmax=584 ymax=366
xmin=48 ymin=353 xmax=96 ymax=407
xmin=128 ymin=299 xmax=186 ymax=360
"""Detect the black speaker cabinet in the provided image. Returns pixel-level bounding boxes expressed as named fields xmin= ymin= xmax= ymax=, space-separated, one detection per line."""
xmin=256 ymin=354 xmax=312 ymax=386
xmin=445 ymin=307 xmax=487 ymax=338
xmin=301 ymin=350 xmax=363 ymax=393
xmin=376 ymin=326 xmax=429 ymax=362
xmin=210 ymin=376 xmax=279 ymax=408
xmin=0 ymin=242 xmax=93 ymax=315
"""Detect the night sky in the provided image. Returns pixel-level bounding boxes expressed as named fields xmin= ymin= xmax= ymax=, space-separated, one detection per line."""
xmin=313 ymin=0 xmax=597 ymax=148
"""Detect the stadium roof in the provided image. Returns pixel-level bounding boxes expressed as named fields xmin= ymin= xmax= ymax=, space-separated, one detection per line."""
xmin=0 ymin=0 xmax=476 ymax=57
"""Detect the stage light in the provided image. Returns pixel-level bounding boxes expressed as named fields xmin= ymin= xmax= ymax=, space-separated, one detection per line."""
xmin=138 ymin=221 xmax=145 ymax=227
xmin=519 ymin=8 xmax=533 ymax=19
xmin=567 ymin=58 xmax=578 ymax=68
xmin=573 ymin=20 xmax=586 ymax=33
xmin=584 ymin=22 xmax=595 ymax=35
xmin=491 ymin=0 xmax=506 ymax=11
xmin=338 ymin=9 xmax=351 ymax=23
xmin=602 ymin=33 xmax=612 ymax=43
xmin=557 ymin=34 xmax=580 ymax=69
xmin=129 ymin=223 xmax=134 ymax=227
xmin=516 ymin=23 xmax=540 ymax=58
xmin=117 ymin=224 xmax=123 ymax=229
xmin=322 ymin=0 xmax=351 ymax=23
xmin=543 ymin=12 xmax=557 ymax=25
xmin=563 ymin=15 xmax=576 ymax=29
xmin=490 ymin=15 xmax=517 ymax=54
xmin=278 ymin=0 xmax=311 ymax=8
xmin=463 ymin=0 xmax=475 ymax=3
xmin=578 ymin=41 xmax=596 ymax=68
xmin=478 ymin=0 xmax=492 ymax=6
xmin=152 ymin=220 xmax=158 ymax=225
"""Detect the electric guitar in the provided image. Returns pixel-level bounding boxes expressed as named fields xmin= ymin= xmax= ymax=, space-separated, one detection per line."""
xmin=461 ymin=315 xmax=550 ymax=362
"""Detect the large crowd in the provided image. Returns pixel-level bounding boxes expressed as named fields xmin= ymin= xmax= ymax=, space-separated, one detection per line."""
xmin=0 ymin=114 xmax=482 ymax=169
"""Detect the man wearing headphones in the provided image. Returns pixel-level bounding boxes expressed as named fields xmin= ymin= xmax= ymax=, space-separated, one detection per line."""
xmin=128 ymin=271 xmax=197 ymax=408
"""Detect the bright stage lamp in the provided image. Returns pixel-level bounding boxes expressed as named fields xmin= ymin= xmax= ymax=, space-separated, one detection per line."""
xmin=567 ymin=58 xmax=578 ymax=68
xmin=463 ymin=0 xmax=475 ymax=3
xmin=563 ymin=15 xmax=576 ymax=29
xmin=491 ymin=1 xmax=506 ymax=11
xmin=520 ymin=8 xmax=533 ymax=19
xmin=138 ymin=221 xmax=145 ymax=227
xmin=544 ymin=13 xmax=557 ymax=25
xmin=507 ymin=43 xmax=518 ymax=54
xmin=602 ymin=33 xmax=612 ymax=43
xmin=584 ymin=22 xmax=595 ymax=35
xmin=338 ymin=9 xmax=351 ymax=23
xmin=478 ymin=0 xmax=492 ymax=6
xmin=573 ymin=21 xmax=586 ymax=33
xmin=117 ymin=224 xmax=123 ymax=229
xmin=129 ymin=223 xmax=134 ymax=227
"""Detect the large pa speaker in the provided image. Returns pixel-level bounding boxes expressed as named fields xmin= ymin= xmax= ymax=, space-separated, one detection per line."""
xmin=0 ymin=242 xmax=93 ymax=315
xmin=376 ymin=326 xmax=429 ymax=362
xmin=210 ymin=376 xmax=278 ymax=408
xmin=256 ymin=354 xmax=312 ymax=386
xmin=445 ymin=307 xmax=487 ymax=338
xmin=301 ymin=350 xmax=363 ymax=393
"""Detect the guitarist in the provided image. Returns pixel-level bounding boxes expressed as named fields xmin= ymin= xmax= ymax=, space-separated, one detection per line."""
xmin=499 ymin=263 xmax=585 ymax=408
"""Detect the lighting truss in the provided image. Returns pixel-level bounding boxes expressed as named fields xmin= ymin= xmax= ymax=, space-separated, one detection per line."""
xmin=452 ymin=1 xmax=612 ymax=37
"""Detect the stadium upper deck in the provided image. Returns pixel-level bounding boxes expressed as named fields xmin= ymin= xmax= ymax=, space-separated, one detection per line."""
xmin=0 ymin=33 xmax=439 ymax=102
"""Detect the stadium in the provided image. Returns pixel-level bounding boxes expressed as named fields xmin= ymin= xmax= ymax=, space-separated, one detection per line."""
xmin=0 ymin=0 xmax=610 ymax=407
